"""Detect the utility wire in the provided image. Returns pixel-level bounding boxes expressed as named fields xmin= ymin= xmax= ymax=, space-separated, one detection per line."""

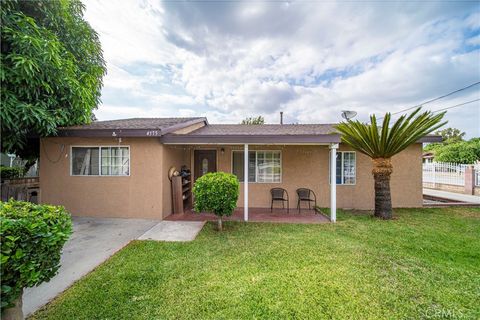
xmin=377 ymin=81 xmax=480 ymax=119
xmin=431 ymin=98 xmax=480 ymax=114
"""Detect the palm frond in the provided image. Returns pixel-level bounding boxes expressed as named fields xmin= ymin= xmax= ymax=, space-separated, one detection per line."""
xmin=335 ymin=107 xmax=447 ymax=158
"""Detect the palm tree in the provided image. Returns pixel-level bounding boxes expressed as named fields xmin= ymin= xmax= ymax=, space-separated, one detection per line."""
xmin=335 ymin=107 xmax=446 ymax=219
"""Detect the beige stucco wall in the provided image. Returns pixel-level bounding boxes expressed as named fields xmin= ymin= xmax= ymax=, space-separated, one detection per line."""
xmin=191 ymin=144 xmax=423 ymax=210
xmin=40 ymin=137 xmax=189 ymax=219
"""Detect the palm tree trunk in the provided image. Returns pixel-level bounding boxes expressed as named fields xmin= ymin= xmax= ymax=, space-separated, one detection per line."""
xmin=372 ymin=158 xmax=393 ymax=219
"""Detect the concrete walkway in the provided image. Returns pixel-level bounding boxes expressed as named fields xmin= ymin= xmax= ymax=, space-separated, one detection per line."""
xmin=23 ymin=217 xmax=158 ymax=316
xmin=138 ymin=221 xmax=206 ymax=241
xmin=423 ymin=188 xmax=480 ymax=204
xmin=23 ymin=217 xmax=207 ymax=316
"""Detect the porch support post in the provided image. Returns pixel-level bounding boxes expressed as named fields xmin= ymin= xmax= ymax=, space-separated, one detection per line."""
xmin=244 ymin=144 xmax=249 ymax=221
xmin=329 ymin=143 xmax=338 ymax=222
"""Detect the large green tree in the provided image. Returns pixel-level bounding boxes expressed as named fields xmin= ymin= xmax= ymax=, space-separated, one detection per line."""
xmin=1 ymin=0 xmax=106 ymax=162
xmin=336 ymin=108 xmax=446 ymax=219
xmin=435 ymin=127 xmax=465 ymax=144
xmin=424 ymin=127 xmax=478 ymax=164
xmin=434 ymin=138 xmax=480 ymax=164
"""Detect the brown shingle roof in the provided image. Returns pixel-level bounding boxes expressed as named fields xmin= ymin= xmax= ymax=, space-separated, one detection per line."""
xmin=60 ymin=117 xmax=205 ymax=130
xmin=188 ymin=124 xmax=337 ymax=135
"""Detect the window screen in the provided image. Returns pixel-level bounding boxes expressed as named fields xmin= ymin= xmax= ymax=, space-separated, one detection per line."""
xmin=232 ymin=151 xmax=281 ymax=183
xmin=71 ymin=147 xmax=100 ymax=175
xmin=333 ymin=151 xmax=356 ymax=185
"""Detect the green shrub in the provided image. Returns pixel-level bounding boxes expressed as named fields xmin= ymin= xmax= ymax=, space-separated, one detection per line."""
xmin=0 ymin=166 xmax=24 ymax=180
xmin=435 ymin=139 xmax=480 ymax=164
xmin=192 ymin=172 xmax=239 ymax=230
xmin=0 ymin=200 xmax=72 ymax=311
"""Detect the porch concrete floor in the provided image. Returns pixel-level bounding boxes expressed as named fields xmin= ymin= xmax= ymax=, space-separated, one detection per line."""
xmin=165 ymin=208 xmax=330 ymax=224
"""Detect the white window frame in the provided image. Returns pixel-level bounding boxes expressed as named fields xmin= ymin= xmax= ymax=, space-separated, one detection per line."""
xmin=231 ymin=150 xmax=282 ymax=183
xmin=329 ymin=151 xmax=356 ymax=185
xmin=70 ymin=145 xmax=131 ymax=177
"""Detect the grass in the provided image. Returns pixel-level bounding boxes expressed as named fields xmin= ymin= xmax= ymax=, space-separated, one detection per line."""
xmin=32 ymin=207 xmax=480 ymax=319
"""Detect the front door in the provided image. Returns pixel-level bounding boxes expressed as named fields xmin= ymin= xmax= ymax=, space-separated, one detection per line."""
xmin=194 ymin=150 xmax=217 ymax=181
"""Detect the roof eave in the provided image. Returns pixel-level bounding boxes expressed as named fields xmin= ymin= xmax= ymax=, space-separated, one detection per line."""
xmin=417 ymin=135 xmax=442 ymax=143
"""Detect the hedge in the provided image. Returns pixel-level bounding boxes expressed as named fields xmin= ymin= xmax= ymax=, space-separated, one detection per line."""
xmin=0 ymin=166 xmax=25 ymax=180
xmin=0 ymin=200 xmax=72 ymax=310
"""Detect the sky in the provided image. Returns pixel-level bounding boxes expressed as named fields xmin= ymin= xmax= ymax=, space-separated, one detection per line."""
xmin=83 ymin=0 xmax=480 ymax=138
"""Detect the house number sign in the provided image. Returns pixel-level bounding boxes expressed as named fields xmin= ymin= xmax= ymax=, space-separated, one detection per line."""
xmin=146 ymin=130 xmax=160 ymax=136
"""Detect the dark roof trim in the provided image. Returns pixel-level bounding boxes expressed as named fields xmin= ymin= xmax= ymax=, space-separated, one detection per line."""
xmin=417 ymin=135 xmax=442 ymax=143
xmin=160 ymin=134 xmax=342 ymax=144
xmin=56 ymin=118 xmax=207 ymax=138
xmin=160 ymin=133 xmax=440 ymax=144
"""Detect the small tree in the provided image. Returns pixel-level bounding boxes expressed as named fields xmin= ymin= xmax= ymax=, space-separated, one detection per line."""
xmin=336 ymin=108 xmax=446 ymax=219
xmin=192 ymin=172 xmax=239 ymax=231
xmin=241 ymin=116 xmax=265 ymax=125
xmin=1 ymin=200 xmax=72 ymax=319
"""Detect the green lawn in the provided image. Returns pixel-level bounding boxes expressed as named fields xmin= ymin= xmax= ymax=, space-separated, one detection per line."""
xmin=32 ymin=207 xmax=480 ymax=319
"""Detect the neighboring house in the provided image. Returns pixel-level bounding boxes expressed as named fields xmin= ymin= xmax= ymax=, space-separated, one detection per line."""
xmin=39 ymin=117 xmax=440 ymax=221
xmin=423 ymin=151 xmax=435 ymax=163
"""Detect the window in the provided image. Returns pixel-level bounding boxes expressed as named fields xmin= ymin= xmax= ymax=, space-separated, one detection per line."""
xmin=232 ymin=151 xmax=281 ymax=183
xmin=232 ymin=151 xmax=256 ymax=182
xmin=332 ymin=151 xmax=356 ymax=185
xmin=71 ymin=147 xmax=130 ymax=176
xmin=71 ymin=148 xmax=99 ymax=176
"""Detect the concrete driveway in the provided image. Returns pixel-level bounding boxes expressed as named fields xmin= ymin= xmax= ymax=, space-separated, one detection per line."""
xmin=23 ymin=216 xmax=158 ymax=316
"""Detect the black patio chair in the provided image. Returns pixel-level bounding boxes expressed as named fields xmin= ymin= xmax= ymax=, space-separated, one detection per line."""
xmin=270 ymin=188 xmax=289 ymax=213
xmin=296 ymin=188 xmax=317 ymax=213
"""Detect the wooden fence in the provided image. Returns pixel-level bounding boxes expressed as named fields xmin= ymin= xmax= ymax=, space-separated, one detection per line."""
xmin=1 ymin=177 xmax=40 ymax=203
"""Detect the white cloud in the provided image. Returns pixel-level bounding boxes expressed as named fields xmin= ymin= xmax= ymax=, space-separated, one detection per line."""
xmin=83 ymin=0 xmax=480 ymax=138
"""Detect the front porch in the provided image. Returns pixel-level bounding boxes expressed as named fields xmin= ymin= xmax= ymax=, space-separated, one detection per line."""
xmin=161 ymin=120 xmax=345 ymax=222
xmin=165 ymin=208 xmax=330 ymax=224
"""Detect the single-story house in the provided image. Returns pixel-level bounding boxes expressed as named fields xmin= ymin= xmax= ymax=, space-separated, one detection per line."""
xmin=39 ymin=117 xmax=441 ymax=222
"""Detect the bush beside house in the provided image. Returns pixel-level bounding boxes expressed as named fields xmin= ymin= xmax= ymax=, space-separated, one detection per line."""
xmin=193 ymin=172 xmax=239 ymax=231
xmin=0 ymin=166 xmax=25 ymax=180
xmin=0 ymin=200 xmax=72 ymax=319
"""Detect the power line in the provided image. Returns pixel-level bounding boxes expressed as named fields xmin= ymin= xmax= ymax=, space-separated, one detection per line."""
xmin=378 ymin=81 xmax=480 ymax=119
xmin=431 ymin=98 xmax=480 ymax=114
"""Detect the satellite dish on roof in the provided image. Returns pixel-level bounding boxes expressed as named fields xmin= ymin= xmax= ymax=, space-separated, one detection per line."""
xmin=341 ymin=110 xmax=357 ymax=121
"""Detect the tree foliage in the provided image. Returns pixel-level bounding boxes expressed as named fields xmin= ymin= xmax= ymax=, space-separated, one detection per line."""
xmin=434 ymin=138 xmax=480 ymax=164
xmin=436 ymin=127 xmax=465 ymax=144
xmin=241 ymin=116 xmax=265 ymax=125
xmin=0 ymin=166 xmax=25 ymax=180
xmin=192 ymin=172 xmax=239 ymax=230
xmin=0 ymin=200 xmax=72 ymax=311
xmin=336 ymin=108 xmax=447 ymax=159
xmin=335 ymin=108 xmax=446 ymax=219
xmin=423 ymin=126 xmax=478 ymax=164
xmin=1 ymin=0 xmax=106 ymax=160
